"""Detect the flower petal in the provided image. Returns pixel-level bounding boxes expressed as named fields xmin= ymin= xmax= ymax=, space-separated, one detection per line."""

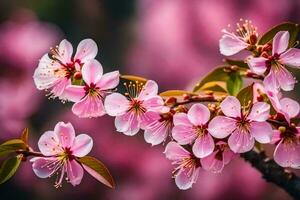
xmin=274 ymin=140 xmax=300 ymax=168
xmin=164 ymin=142 xmax=190 ymax=161
xmin=187 ymin=104 xmax=210 ymax=126
xmin=173 ymin=113 xmax=191 ymax=126
xmin=38 ymin=131 xmax=62 ymax=156
xmin=280 ymin=48 xmax=300 ymax=67
xmin=58 ymin=39 xmax=73 ymax=64
xmin=263 ymin=70 xmax=279 ymax=93
xmin=138 ymin=80 xmax=158 ymax=100
xmin=115 ymin=112 xmax=140 ymax=136
xmin=64 ymin=85 xmax=85 ymax=102
xmin=192 ymin=134 xmax=215 ymax=158
xmin=228 ymin=129 xmax=255 ymax=153
xmin=96 ymin=71 xmax=120 ymax=90
xmin=143 ymin=96 xmax=167 ymax=112
xmin=81 ymin=60 xmax=103 ymax=85
xmin=54 ymin=122 xmax=76 ymax=148
xmin=219 ymin=33 xmax=248 ymax=56
xmin=71 ymin=134 xmax=93 ymax=157
xmin=247 ymin=102 xmax=270 ymax=122
xmin=220 ymin=96 xmax=241 ymax=118
xmin=175 ymin=167 xmax=199 ymax=190
xmin=74 ymin=39 xmax=98 ymax=63
xmin=272 ymin=31 xmax=289 ymax=55
xmin=223 ymin=148 xmax=235 ymax=165
xmin=247 ymin=57 xmax=268 ymax=75
xmin=200 ymin=151 xmax=224 ymax=173
xmin=50 ymin=78 xmax=71 ymax=99
xmin=208 ymin=116 xmax=236 ymax=139
xmin=276 ymin=66 xmax=295 ymax=91
xmin=104 ymin=93 xmax=130 ymax=116
xmin=31 ymin=157 xmax=58 ymax=178
xmin=250 ymin=121 xmax=273 ymax=143
xmin=271 ymin=130 xmax=282 ymax=144
xmin=66 ymin=160 xmax=84 ymax=186
xmin=172 ymin=125 xmax=196 ymax=145
xmin=280 ymin=98 xmax=300 ymax=118
xmin=72 ymin=95 xmax=106 ymax=118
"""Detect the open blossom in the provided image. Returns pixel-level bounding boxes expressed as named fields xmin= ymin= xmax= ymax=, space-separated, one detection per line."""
xmin=142 ymin=111 xmax=173 ymax=145
xmin=104 ymin=80 xmax=168 ymax=136
xmin=247 ymin=31 xmax=300 ymax=92
xmin=65 ymin=60 xmax=119 ymax=118
xmin=31 ymin=122 xmax=93 ymax=187
xmin=208 ymin=96 xmax=273 ymax=153
xmin=219 ymin=19 xmax=258 ymax=56
xmin=33 ymin=39 xmax=98 ymax=99
xmin=172 ymin=104 xmax=215 ymax=158
xmin=164 ymin=142 xmax=200 ymax=190
xmin=200 ymin=141 xmax=235 ymax=173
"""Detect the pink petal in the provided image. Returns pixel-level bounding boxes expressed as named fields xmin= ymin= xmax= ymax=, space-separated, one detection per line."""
xmin=72 ymin=95 xmax=106 ymax=118
xmin=280 ymin=98 xmax=300 ymax=118
xmin=81 ymin=60 xmax=103 ymax=85
xmin=71 ymin=134 xmax=93 ymax=157
xmin=138 ymin=80 xmax=158 ymax=100
xmin=219 ymin=33 xmax=248 ymax=56
xmin=58 ymin=39 xmax=73 ymax=64
xmin=247 ymin=57 xmax=268 ymax=75
xmin=31 ymin=157 xmax=57 ymax=178
xmin=276 ymin=66 xmax=295 ymax=91
xmin=164 ymin=142 xmax=190 ymax=161
xmin=142 ymin=96 xmax=166 ymax=112
xmin=173 ymin=113 xmax=191 ymax=126
xmin=263 ymin=70 xmax=279 ymax=93
xmin=280 ymin=48 xmax=300 ymax=67
xmin=200 ymin=151 xmax=224 ymax=173
xmin=38 ymin=131 xmax=62 ymax=156
xmin=96 ymin=71 xmax=120 ymax=90
xmin=223 ymin=148 xmax=235 ymax=165
xmin=74 ymin=39 xmax=98 ymax=63
xmin=220 ymin=96 xmax=241 ymax=118
xmin=54 ymin=122 xmax=76 ymax=148
xmin=115 ymin=112 xmax=140 ymax=136
xmin=247 ymin=102 xmax=270 ymax=122
xmin=144 ymin=121 xmax=170 ymax=146
xmin=66 ymin=160 xmax=84 ymax=186
xmin=250 ymin=121 xmax=273 ymax=143
xmin=172 ymin=125 xmax=196 ymax=145
xmin=141 ymin=111 xmax=161 ymax=128
xmin=192 ymin=134 xmax=215 ymax=158
xmin=64 ymin=85 xmax=85 ymax=102
xmin=253 ymin=83 xmax=265 ymax=103
xmin=104 ymin=93 xmax=130 ymax=116
xmin=271 ymin=130 xmax=282 ymax=144
xmin=187 ymin=104 xmax=210 ymax=126
xmin=274 ymin=140 xmax=300 ymax=168
xmin=272 ymin=31 xmax=289 ymax=55
xmin=82 ymin=164 xmax=112 ymax=188
xmin=50 ymin=78 xmax=71 ymax=99
xmin=175 ymin=167 xmax=199 ymax=190
xmin=228 ymin=129 xmax=255 ymax=153
xmin=208 ymin=116 xmax=236 ymax=139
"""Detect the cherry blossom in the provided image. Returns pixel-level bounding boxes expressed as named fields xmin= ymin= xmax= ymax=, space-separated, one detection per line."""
xmin=33 ymin=39 xmax=98 ymax=100
xmin=219 ymin=19 xmax=258 ymax=56
xmin=65 ymin=60 xmax=119 ymax=118
xmin=247 ymin=31 xmax=300 ymax=92
xmin=104 ymin=80 xmax=168 ymax=136
xmin=31 ymin=122 xmax=93 ymax=187
xmin=208 ymin=96 xmax=273 ymax=153
xmin=172 ymin=104 xmax=215 ymax=158
xmin=164 ymin=142 xmax=200 ymax=190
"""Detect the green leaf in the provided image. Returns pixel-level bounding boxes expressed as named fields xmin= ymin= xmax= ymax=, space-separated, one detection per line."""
xmin=227 ymin=72 xmax=243 ymax=96
xmin=193 ymin=66 xmax=229 ymax=92
xmin=78 ymin=156 xmax=115 ymax=188
xmin=20 ymin=128 xmax=29 ymax=144
xmin=0 ymin=139 xmax=26 ymax=157
xmin=237 ymin=84 xmax=254 ymax=106
xmin=0 ymin=156 xmax=22 ymax=184
xmin=225 ymin=59 xmax=249 ymax=68
xmin=159 ymin=90 xmax=197 ymax=98
xmin=258 ymin=22 xmax=299 ymax=46
xmin=120 ymin=75 xmax=147 ymax=84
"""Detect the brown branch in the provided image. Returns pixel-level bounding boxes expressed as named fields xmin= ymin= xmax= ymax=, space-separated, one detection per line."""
xmin=241 ymin=150 xmax=300 ymax=199
xmin=15 ymin=150 xmax=48 ymax=158
xmin=172 ymin=95 xmax=219 ymax=108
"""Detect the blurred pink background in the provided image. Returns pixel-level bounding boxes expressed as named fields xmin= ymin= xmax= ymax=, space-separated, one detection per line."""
xmin=1 ymin=0 xmax=300 ymax=199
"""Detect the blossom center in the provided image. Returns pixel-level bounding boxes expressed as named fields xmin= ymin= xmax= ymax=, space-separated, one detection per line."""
xmin=193 ymin=125 xmax=208 ymax=137
xmin=129 ymin=99 xmax=146 ymax=114
xmin=236 ymin=118 xmax=251 ymax=134
xmin=84 ymin=83 xmax=101 ymax=97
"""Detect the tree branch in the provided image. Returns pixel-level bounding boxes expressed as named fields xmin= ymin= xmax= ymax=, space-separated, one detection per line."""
xmin=241 ymin=150 xmax=300 ymax=199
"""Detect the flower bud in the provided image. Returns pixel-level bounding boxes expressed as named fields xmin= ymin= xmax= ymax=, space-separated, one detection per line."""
xmin=74 ymin=71 xmax=82 ymax=80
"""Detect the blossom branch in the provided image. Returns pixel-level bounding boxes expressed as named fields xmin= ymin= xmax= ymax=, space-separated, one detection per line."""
xmin=171 ymin=95 xmax=219 ymax=108
xmin=241 ymin=150 xmax=300 ymax=200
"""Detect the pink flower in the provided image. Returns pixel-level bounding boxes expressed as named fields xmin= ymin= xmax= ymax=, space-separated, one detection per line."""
xmin=247 ymin=31 xmax=300 ymax=92
xmin=200 ymin=141 xmax=235 ymax=173
xmin=164 ymin=142 xmax=200 ymax=190
xmin=33 ymin=39 xmax=98 ymax=100
xmin=172 ymin=104 xmax=215 ymax=158
xmin=31 ymin=122 xmax=93 ymax=187
xmin=208 ymin=96 xmax=273 ymax=153
xmin=142 ymin=111 xmax=174 ymax=145
xmin=104 ymin=80 xmax=168 ymax=136
xmin=65 ymin=60 xmax=119 ymax=118
xmin=219 ymin=19 xmax=258 ymax=56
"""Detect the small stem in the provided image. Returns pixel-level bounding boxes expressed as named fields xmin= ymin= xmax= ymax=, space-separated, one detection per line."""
xmin=241 ymin=70 xmax=264 ymax=80
xmin=16 ymin=150 xmax=48 ymax=158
